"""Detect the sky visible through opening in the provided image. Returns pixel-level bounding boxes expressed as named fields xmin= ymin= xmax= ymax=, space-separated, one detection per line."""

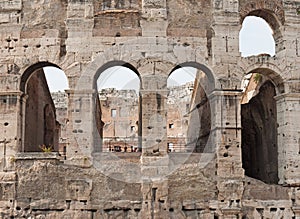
xmin=44 ymin=16 xmax=275 ymax=92
xmin=97 ymin=66 xmax=140 ymax=93
xmin=239 ymin=16 xmax=275 ymax=57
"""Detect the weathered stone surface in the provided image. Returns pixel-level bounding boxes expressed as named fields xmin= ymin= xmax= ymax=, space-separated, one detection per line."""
xmin=0 ymin=0 xmax=298 ymax=218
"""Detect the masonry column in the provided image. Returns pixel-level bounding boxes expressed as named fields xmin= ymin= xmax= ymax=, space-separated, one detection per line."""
xmin=141 ymin=89 xmax=168 ymax=156
xmin=276 ymin=93 xmax=300 ymax=185
xmin=65 ymin=89 xmax=97 ymax=165
xmin=140 ymin=72 xmax=169 ymax=218
xmin=209 ymin=90 xmax=244 ymax=217
xmin=20 ymin=93 xmax=28 ymax=153
xmin=0 ymin=92 xmax=22 ymax=171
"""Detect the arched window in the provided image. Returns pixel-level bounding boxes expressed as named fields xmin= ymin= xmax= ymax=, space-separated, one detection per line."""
xmin=239 ymin=16 xmax=276 ymax=57
xmin=167 ymin=66 xmax=212 ymax=153
xmin=96 ymin=64 xmax=141 ymax=153
xmin=21 ymin=63 xmax=69 ymax=153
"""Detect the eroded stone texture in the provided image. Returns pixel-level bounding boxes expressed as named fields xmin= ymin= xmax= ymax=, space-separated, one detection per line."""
xmin=167 ymin=0 xmax=213 ymax=37
xmin=0 ymin=0 xmax=299 ymax=218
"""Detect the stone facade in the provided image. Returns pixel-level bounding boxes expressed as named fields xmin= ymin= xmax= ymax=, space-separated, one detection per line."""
xmin=0 ymin=0 xmax=299 ymax=218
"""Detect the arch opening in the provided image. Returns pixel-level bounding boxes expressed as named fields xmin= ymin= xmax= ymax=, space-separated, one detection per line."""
xmin=241 ymin=70 xmax=283 ymax=184
xmin=95 ymin=64 xmax=141 ymax=153
xmin=21 ymin=63 xmax=69 ymax=154
xmin=167 ymin=66 xmax=212 ymax=153
xmin=239 ymin=16 xmax=276 ymax=57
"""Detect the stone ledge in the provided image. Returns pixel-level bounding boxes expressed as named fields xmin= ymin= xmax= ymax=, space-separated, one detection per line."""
xmin=95 ymin=9 xmax=139 ymax=16
xmin=221 ymin=207 xmax=242 ymax=215
xmin=275 ymin=92 xmax=300 ymax=100
xmin=15 ymin=152 xmax=60 ymax=160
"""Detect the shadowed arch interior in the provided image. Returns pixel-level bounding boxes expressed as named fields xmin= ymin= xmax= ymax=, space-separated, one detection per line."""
xmin=241 ymin=80 xmax=278 ymax=184
xmin=241 ymin=68 xmax=284 ymax=184
xmin=20 ymin=62 xmax=68 ymax=153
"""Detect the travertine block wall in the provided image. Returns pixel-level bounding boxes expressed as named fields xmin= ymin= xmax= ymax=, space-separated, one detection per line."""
xmin=0 ymin=0 xmax=298 ymax=218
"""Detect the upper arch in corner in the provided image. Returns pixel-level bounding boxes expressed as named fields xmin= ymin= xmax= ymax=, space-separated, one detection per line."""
xmin=93 ymin=60 xmax=141 ymax=90
xmin=239 ymin=16 xmax=276 ymax=57
xmin=241 ymin=9 xmax=283 ymax=32
xmin=239 ymin=0 xmax=285 ymax=29
xmin=20 ymin=62 xmax=61 ymax=93
xmin=239 ymin=3 xmax=285 ymax=55
xmin=169 ymin=62 xmax=216 ymax=90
